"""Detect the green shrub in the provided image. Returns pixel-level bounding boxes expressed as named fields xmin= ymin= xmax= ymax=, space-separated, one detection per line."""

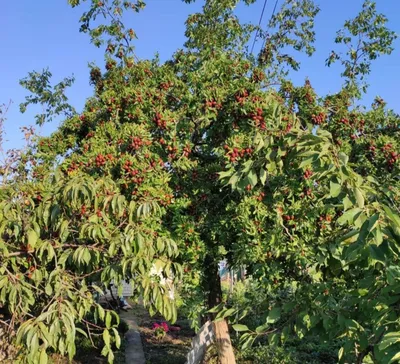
xmin=237 ymin=336 xmax=339 ymax=364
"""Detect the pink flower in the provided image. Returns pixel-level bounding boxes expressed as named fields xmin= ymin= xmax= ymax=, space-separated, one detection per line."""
xmin=152 ymin=322 xmax=169 ymax=332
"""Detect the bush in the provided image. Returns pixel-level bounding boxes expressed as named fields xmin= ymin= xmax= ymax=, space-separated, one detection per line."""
xmin=237 ymin=336 xmax=339 ymax=364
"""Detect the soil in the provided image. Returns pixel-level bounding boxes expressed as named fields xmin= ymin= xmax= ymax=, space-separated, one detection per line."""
xmin=132 ymin=304 xmax=196 ymax=364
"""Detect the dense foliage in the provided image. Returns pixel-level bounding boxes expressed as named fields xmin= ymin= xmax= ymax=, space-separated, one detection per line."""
xmin=0 ymin=0 xmax=399 ymax=363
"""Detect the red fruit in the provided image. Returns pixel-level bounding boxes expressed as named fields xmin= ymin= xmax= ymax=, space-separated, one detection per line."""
xmin=303 ymin=169 xmax=313 ymax=179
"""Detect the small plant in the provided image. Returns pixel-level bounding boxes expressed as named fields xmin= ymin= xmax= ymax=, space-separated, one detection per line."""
xmin=152 ymin=322 xmax=169 ymax=340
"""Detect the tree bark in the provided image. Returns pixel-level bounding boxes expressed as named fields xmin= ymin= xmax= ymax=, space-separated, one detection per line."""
xmin=204 ymin=256 xmax=236 ymax=364
xmin=213 ymin=319 xmax=236 ymax=364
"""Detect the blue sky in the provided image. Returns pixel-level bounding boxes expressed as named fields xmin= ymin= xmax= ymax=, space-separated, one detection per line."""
xmin=2 ymin=0 xmax=399 ymax=151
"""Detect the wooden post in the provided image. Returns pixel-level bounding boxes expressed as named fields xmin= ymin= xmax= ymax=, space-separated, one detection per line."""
xmin=203 ymin=254 xmax=237 ymax=364
xmin=212 ymin=319 xmax=236 ymax=364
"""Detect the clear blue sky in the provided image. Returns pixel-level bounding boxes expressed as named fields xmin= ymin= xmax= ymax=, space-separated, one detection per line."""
xmin=2 ymin=0 xmax=399 ymax=151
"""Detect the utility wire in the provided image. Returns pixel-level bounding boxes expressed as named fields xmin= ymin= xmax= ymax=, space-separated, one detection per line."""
xmin=250 ymin=0 xmax=269 ymax=54
xmin=260 ymin=0 xmax=280 ymax=51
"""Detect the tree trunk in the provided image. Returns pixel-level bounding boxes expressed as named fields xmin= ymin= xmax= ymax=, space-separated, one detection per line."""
xmin=213 ymin=319 xmax=236 ymax=364
xmin=204 ymin=257 xmax=236 ymax=364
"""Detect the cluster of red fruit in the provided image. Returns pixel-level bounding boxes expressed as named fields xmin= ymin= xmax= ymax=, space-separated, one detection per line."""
xmin=311 ymin=112 xmax=326 ymax=125
xmin=67 ymin=161 xmax=79 ymax=174
xmin=204 ymin=99 xmax=222 ymax=109
xmin=303 ymin=168 xmax=313 ymax=179
xmin=235 ymin=90 xmax=249 ymax=104
xmin=154 ymin=112 xmax=167 ymax=129
xmin=252 ymin=70 xmax=265 ymax=83
xmin=249 ymin=108 xmax=266 ymax=130
xmin=223 ymin=145 xmax=253 ymax=163
xmin=95 ymin=153 xmax=113 ymax=167
xmin=283 ymin=215 xmax=295 ymax=221
xmin=129 ymin=136 xmax=144 ymax=151
xmin=340 ymin=116 xmax=365 ymax=130
xmin=95 ymin=154 xmax=106 ymax=167
xmin=128 ymin=28 xmax=135 ymax=39
xmin=105 ymin=61 xmax=116 ymax=70
xmin=160 ymin=193 xmax=174 ymax=206
xmin=166 ymin=145 xmax=178 ymax=159
xmin=90 ymin=68 xmax=102 ymax=84
xmin=367 ymin=143 xmax=376 ymax=159
xmin=123 ymin=160 xmax=140 ymax=177
xmin=282 ymin=116 xmax=292 ymax=133
xmin=305 ymin=92 xmax=314 ymax=104
xmin=160 ymin=81 xmax=173 ymax=91
xmin=144 ymin=68 xmax=153 ymax=77
xmin=319 ymin=214 xmax=332 ymax=222
xmin=300 ymin=187 xmax=313 ymax=199
xmin=255 ymin=192 xmax=265 ymax=201
xmin=183 ymin=145 xmax=191 ymax=158
xmin=318 ymin=214 xmax=332 ymax=230
xmin=254 ymin=220 xmax=263 ymax=233
xmin=80 ymin=204 xmax=88 ymax=216
xmin=382 ymin=143 xmax=398 ymax=170
xmin=285 ymin=123 xmax=292 ymax=134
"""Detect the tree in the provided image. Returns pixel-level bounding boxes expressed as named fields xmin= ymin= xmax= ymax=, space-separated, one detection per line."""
xmin=1 ymin=0 xmax=399 ymax=363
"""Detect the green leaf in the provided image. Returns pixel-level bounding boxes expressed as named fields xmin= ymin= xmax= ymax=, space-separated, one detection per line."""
xmin=369 ymin=244 xmax=385 ymax=263
xmin=27 ymin=229 xmax=38 ymax=250
xmin=248 ymin=169 xmax=258 ymax=187
xmin=259 ymin=168 xmax=267 ymax=185
xmin=267 ymin=307 xmax=281 ymax=324
xmin=105 ymin=312 xmax=112 ymax=329
xmin=337 ymin=208 xmax=362 ymax=226
xmin=223 ymin=308 xmax=236 ymax=318
xmin=208 ymin=303 xmax=223 ymax=313
xmin=387 ymin=266 xmax=400 ymax=285
xmin=338 ymin=347 xmax=344 ymax=361
xmin=379 ymin=332 xmax=400 ymax=351
xmin=383 ymin=205 xmax=400 ymax=228
xmin=241 ymin=335 xmax=255 ymax=349
xmin=338 ymin=152 xmax=349 ymax=165
xmin=232 ymin=324 xmax=249 ymax=332
xmin=343 ymin=196 xmax=353 ymax=210
xmin=103 ymin=329 xmax=111 ymax=347
xmin=39 ymin=349 xmax=48 ymax=364
xmin=330 ymin=179 xmax=341 ymax=198
xmin=268 ymin=332 xmax=279 ymax=346
xmin=299 ymin=156 xmax=315 ymax=168
xmin=112 ymin=328 xmax=121 ymax=349
xmin=354 ymin=188 xmax=364 ymax=208
xmin=389 ymin=351 xmax=400 ymax=364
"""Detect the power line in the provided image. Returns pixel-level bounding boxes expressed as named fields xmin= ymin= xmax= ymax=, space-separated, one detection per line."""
xmin=250 ymin=0 xmax=269 ymax=54
xmin=260 ymin=0 xmax=280 ymax=51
